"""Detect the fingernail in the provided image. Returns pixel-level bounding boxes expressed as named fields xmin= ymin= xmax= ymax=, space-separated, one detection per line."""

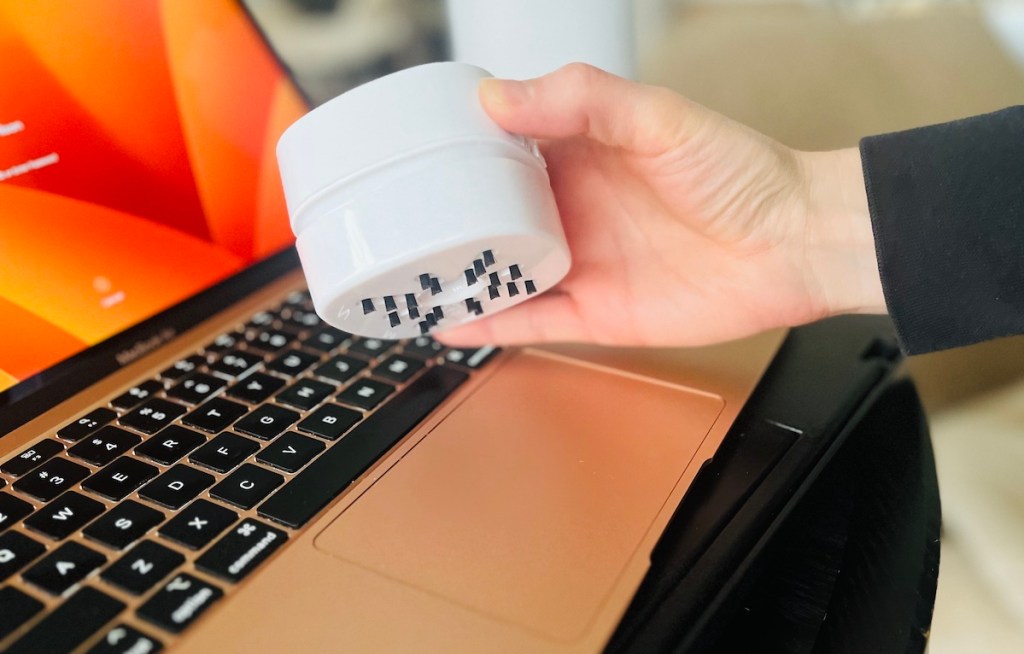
xmin=480 ymin=78 xmax=531 ymax=109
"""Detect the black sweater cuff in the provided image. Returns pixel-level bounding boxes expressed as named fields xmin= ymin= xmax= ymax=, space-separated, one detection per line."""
xmin=860 ymin=106 xmax=1024 ymax=354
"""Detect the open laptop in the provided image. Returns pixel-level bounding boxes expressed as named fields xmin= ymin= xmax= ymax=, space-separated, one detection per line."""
xmin=0 ymin=1 xmax=782 ymax=651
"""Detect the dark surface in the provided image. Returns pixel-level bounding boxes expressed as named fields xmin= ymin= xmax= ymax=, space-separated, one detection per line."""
xmin=6 ymin=586 xmax=124 ymax=653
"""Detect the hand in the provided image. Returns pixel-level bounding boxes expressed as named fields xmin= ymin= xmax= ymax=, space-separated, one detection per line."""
xmin=439 ymin=64 xmax=884 ymax=348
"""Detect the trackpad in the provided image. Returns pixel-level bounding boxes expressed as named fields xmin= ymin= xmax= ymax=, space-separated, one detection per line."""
xmin=314 ymin=351 xmax=724 ymax=641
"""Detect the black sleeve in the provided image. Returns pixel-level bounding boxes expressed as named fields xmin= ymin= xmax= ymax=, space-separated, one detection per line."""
xmin=860 ymin=106 xmax=1024 ymax=354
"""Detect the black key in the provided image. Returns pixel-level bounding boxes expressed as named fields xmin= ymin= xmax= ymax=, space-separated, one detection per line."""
xmin=23 ymin=540 xmax=106 ymax=595
xmin=68 ymin=426 xmax=142 ymax=466
xmin=246 ymin=310 xmax=276 ymax=329
xmin=190 ymin=433 xmax=260 ymax=474
xmin=205 ymin=329 xmax=243 ymax=353
xmin=348 ymin=337 xmax=395 ymax=359
xmin=256 ymin=432 xmax=325 ymax=473
xmin=0 ymin=530 xmax=46 ymax=582
xmin=110 ymin=380 xmax=164 ymax=411
xmin=159 ymin=499 xmax=236 ymax=550
xmin=166 ymin=372 xmax=226 ymax=405
xmin=57 ymin=407 xmax=117 ymax=442
xmin=313 ymin=354 xmax=367 ymax=384
xmin=372 ymin=354 xmax=424 ymax=383
xmin=337 ymin=378 xmax=395 ymax=411
xmin=0 ymin=493 xmax=35 ymax=532
xmin=2 ymin=439 xmax=64 ymax=476
xmin=101 ymin=540 xmax=184 ymax=595
xmin=0 ymin=586 xmax=44 ymax=641
xmin=139 ymin=465 xmax=215 ymax=510
xmin=246 ymin=328 xmax=297 ymax=353
xmin=159 ymin=355 xmax=206 ymax=381
xmin=135 ymin=425 xmax=206 ymax=465
xmin=266 ymin=348 xmax=320 ymax=376
xmin=225 ymin=372 xmax=286 ymax=404
xmin=445 ymin=346 xmax=500 ymax=369
xmin=208 ymin=349 xmax=261 ymax=378
xmin=82 ymin=457 xmax=159 ymax=501
xmin=119 ymin=398 xmax=186 ymax=435
xmin=259 ymin=366 xmax=467 ymax=528
xmin=195 ymin=518 xmax=287 ymax=583
xmin=233 ymin=404 xmax=300 ymax=440
xmin=403 ymin=336 xmax=445 ymax=359
xmin=87 ymin=624 xmax=164 ymax=654
xmin=6 ymin=586 xmax=124 ymax=654
xmin=296 ymin=404 xmax=361 ymax=441
xmin=84 ymin=500 xmax=164 ymax=551
xmin=276 ymin=378 xmax=334 ymax=410
xmin=211 ymin=464 xmax=284 ymax=510
xmin=181 ymin=397 xmax=248 ymax=433
xmin=137 ymin=572 xmax=223 ymax=634
xmin=13 ymin=457 xmax=91 ymax=502
xmin=280 ymin=307 xmax=321 ymax=329
xmin=302 ymin=326 xmax=349 ymax=352
xmin=282 ymin=289 xmax=311 ymax=308
xmin=24 ymin=491 xmax=105 ymax=540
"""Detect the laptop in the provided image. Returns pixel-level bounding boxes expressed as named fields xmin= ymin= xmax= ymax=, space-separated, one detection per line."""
xmin=0 ymin=1 xmax=782 ymax=651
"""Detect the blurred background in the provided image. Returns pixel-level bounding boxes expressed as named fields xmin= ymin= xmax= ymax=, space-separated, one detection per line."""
xmin=246 ymin=0 xmax=1024 ymax=651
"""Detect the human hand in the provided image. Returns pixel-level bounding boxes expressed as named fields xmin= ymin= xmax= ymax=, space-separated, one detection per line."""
xmin=438 ymin=64 xmax=884 ymax=348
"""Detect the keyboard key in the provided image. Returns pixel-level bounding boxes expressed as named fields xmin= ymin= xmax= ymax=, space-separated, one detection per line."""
xmin=312 ymin=354 xmax=367 ymax=384
xmin=23 ymin=540 xmax=107 ymax=595
xmin=296 ymin=404 xmax=361 ymax=441
xmin=282 ymin=289 xmax=311 ymax=308
xmin=137 ymin=572 xmax=223 ymax=634
xmin=280 ymin=307 xmax=321 ymax=329
xmin=139 ymin=465 xmax=215 ymax=510
xmin=260 ymin=366 xmax=467 ymax=528
xmin=135 ymin=425 xmax=206 ymax=465
xmin=211 ymin=464 xmax=284 ymax=510
xmin=110 ymin=380 xmax=164 ymax=411
xmin=119 ymin=398 xmax=186 ymax=435
xmin=208 ymin=350 xmax=261 ymax=378
xmin=195 ymin=518 xmax=287 ymax=583
xmin=404 ymin=335 xmax=446 ymax=359
xmin=302 ymin=326 xmax=349 ymax=352
xmin=159 ymin=499 xmax=236 ymax=550
xmin=0 ymin=586 xmax=44 ymax=641
xmin=69 ymin=426 xmax=142 ymax=466
xmin=372 ymin=354 xmax=424 ymax=383
xmin=246 ymin=310 xmax=277 ymax=329
xmin=337 ymin=378 xmax=395 ymax=411
xmin=233 ymin=404 xmax=300 ymax=440
xmin=84 ymin=500 xmax=165 ymax=551
xmin=348 ymin=337 xmax=395 ymax=359
xmin=266 ymin=348 xmax=320 ymax=376
xmin=159 ymin=355 xmax=206 ymax=381
xmin=166 ymin=372 xmax=226 ymax=405
xmin=256 ymin=432 xmax=325 ymax=473
xmin=24 ymin=491 xmax=105 ymax=540
xmin=14 ymin=457 xmax=91 ymax=502
xmin=0 ymin=492 xmax=35 ymax=532
xmin=101 ymin=540 xmax=184 ymax=595
xmin=6 ymin=586 xmax=124 ymax=654
xmin=276 ymin=378 xmax=333 ymax=410
xmin=246 ymin=328 xmax=297 ymax=353
xmin=189 ymin=433 xmax=260 ymax=474
xmin=181 ymin=397 xmax=248 ymax=433
xmin=82 ymin=457 xmax=159 ymax=501
xmin=445 ymin=346 xmax=500 ymax=369
xmin=225 ymin=372 xmax=285 ymax=404
xmin=87 ymin=624 xmax=164 ymax=654
xmin=57 ymin=407 xmax=117 ymax=442
xmin=0 ymin=531 xmax=46 ymax=582
xmin=2 ymin=439 xmax=64 ymax=477
xmin=205 ymin=329 xmax=243 ymax=354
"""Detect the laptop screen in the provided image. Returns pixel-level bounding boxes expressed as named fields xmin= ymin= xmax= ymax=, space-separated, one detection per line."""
xmin=0 ymin=0 xmax=307 ymax=394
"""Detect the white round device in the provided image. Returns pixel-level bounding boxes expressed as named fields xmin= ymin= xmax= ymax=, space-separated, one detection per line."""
xmin=277 ymin=62 xmax=570 ymax=339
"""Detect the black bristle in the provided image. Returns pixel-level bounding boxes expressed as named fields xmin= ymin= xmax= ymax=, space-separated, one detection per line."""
xmin=489 ymin=272 xmax=501 ymax=287
xmin=509 ymin=264 xmax=522 ymax=280
xmin=473 ymin=259 xmax=486 ymax=276
xmin=525 ymin=280 xmax=538 ymax=295
xmin=425 ymin=313 xmax=438 ymax=327
xmin=466 ymin=299 xmax=484 ymax=316
xmin=465 ymin=269 xmax=477 ymax=285
xmin=488 ymin=285 xmax=500 ymax=300
xmin=419 ymin=321 xmax=431 ymax=334
xmin=419 ymin=274 xmax=432 ymax=290
xmin=405 ymin=293 xmax=417 ymax=308
xmin=384 ymin=296 xmax=397 ymax=311
xmin=388 ymin=312 xmax=401 ymax=327
xmin=361 ymin=298 xmax=375 ymax=314
xmin=409 ymin=306 xmax=420 ymax=319
xmin=483 ymin=249 xmax=495 ymax=266
xmin=433 ymin=306 xmax=444 ymax=320
xmin=430 ymin=277 xmax=442 ymax=295
xmin=507 ymin=282 xmax=519 ymax=297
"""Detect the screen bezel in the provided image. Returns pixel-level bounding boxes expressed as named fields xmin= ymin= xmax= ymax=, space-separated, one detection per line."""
xmin=0 ymin=0 xmax=313 ymax=435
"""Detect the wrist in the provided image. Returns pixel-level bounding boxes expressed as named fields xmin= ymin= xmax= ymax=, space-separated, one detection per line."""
xmin=798 ymin=147 xmax=886 ymax=317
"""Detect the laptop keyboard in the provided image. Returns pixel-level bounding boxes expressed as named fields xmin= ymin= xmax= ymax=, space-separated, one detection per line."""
xmin=0 ymin=289 xmax=498 ymax=652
